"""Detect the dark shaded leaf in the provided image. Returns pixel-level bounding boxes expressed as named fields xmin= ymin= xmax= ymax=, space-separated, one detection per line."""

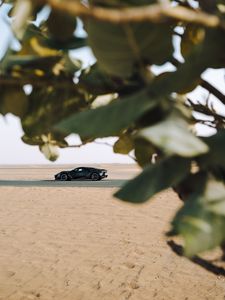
xmin=198 ymin=130 xmax=225 ymax=168
xmin=134 ymin=138 xmax=156 ymax=167
xmin=181 ymin=25 xmax=205 ymax=58
xmin=56 ymin=89 xmax=161 ymax=138
xmin=2 ymin=55 xmax=62 ymax=74
xmin=0 ymin=87 xmax=28 ymax=118
xmin=44 ymin=36 xmax=87 ymax=50
xmin=46 ymin=9 xmax=77 ymax=42
xmin=115 ymin=156 xmax=191 ymax=203
xmin=86 ymin=20 xmax=173 ymax=77
xmin=22 ymin=86 xmax=87 ymax=136
xmin=113 ymin=134 xmax=134 ymax=154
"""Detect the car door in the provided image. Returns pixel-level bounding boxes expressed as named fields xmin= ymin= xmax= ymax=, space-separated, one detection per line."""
xmin=70 ymin=168 xmax=81 ymax=179
xmin=75 ymin=168 xmax=85 ymax=179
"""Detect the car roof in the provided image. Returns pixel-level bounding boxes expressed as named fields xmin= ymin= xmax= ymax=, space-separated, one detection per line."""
xmin=75 ymin=167 xmax=106 ymax=170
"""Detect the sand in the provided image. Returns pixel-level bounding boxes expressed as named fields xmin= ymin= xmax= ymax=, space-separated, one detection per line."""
xmin=0 ymin=164 xmax=224 ymax=300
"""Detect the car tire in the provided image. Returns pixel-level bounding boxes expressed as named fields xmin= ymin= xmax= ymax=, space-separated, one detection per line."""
xmin=60 ymin=173 xmax=68 ymax=181
xmin=90 ymin=172 xmax=100 ymax=181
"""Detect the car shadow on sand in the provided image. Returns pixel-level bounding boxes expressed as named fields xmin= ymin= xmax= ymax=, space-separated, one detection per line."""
xmin=0 ymin=179 xmax=127 ymax=188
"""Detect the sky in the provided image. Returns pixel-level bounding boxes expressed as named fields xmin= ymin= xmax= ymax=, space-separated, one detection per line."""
xmin=0 ymin=4 xmax=224 ymax=164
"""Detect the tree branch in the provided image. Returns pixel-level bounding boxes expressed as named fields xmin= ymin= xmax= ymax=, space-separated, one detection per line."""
xmin=187 ymin=98 xmax=225 ymax=130
xmin=0 ymin=74 xmax=78 ymax=90
xmin=0 ymin=0 xmax=6 ymax=7
xmin=45 ymin=0 xmax=223 ymax=28
xmin=200 ymin=79 xmax=225 ymax=106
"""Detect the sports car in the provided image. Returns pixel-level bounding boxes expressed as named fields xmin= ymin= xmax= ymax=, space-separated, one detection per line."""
xmin=54 ymin=167 xmax=108 ymax=181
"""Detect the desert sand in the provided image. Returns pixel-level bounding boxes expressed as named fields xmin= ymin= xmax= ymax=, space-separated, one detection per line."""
xmin=0 ymin=164 xmax=225 ymax=300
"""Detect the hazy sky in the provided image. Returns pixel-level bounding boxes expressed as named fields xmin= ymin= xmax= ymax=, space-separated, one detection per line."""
xmin=0 ymin=4 xmax=224 ymax=164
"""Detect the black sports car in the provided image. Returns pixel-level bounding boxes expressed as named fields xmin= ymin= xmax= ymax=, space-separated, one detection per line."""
xmin=54 ymin=167 xmax=108 ymax=181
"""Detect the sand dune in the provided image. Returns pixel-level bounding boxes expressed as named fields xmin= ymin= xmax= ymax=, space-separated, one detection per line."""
xmin=0 ymin=165 xmax=224 ymax=300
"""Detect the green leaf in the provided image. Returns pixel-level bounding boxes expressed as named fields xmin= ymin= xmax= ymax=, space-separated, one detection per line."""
xmin=2 ymin=55 xmax=62 ymax=74
xmin=0 ymin=87 xmax=28 ymax=118
xmin=172 ymin=177 xmax=225 ymax=256
xmin=202 ymin=178 xmax=225 ymax=216
xmin=198 ymin=130 xmax=225 ymax=168
xmin=22 ymin=86 xmax=87 ymax=136
xmin=86 ymin=20 xmax=173 ymax=78
xmin=46 ymin=9 xmax=77 ymax=42
xmin=140 ymin=111 xmax=209 ymax=157
xmin=45 ymin=36 xmax=87 ymax=51
xmin=79 ymin=64 xmax=121 ymax=95
xmin=79 ymin=64 xmax=145 ymax=96
xmin=113 ymin=134 xmax=134 ymax=154
xmin=56 ymin=89 xmax=160 ymax=138
xmin=115 ymin=156 xmax=191 ymax=203
xmin=134 ymin=138 xmax=156 ymax=167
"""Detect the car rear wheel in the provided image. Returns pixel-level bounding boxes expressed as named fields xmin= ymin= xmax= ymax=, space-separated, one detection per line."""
xmin=60 ymin=173 xmax=68 ymax=181
xmin=90 ymin=172 xmax=100 ymax=181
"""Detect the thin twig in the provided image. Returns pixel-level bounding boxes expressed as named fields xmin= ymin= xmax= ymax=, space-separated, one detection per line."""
xmin=200 ymin=79 xmax=225 ymax=106
xmin=0 ymin=0 xmax=5 ymax=7
xmin=94 ymin=140 xmax=137 ymax=161
xmin=67 ymin=143 xmax=83 ymax=148
xmin=187 ymin=97 xmax=225 ymax=129
xmin=45 ymin=0 xmax=223 ymax=28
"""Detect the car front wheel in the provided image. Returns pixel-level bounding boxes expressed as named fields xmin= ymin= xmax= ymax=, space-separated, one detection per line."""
xmin=90 ymin=173 xmax=100 ymax=181
xmin=60 ymin=173 xmax=68 ymax=181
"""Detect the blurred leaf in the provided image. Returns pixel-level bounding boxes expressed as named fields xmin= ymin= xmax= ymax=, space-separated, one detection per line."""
xmin=21 ymin=85 xmax=88 ymax=137
xmin=22 ymin=132 xmax=68 ymax=148
xmin=56 ymin=89 xmax=161 ymax=138
xmin=202 ymin=178 xmax=225 ymax=216
xmin=172 ymin=177 xmax=225 ymax=256
xmin=201 ymin=28 xmax=225 ymax=68
xmin=40 ymin=143 xmax=59 ymax=162
xmin=23 ymin=22 xmax=87 ymax=51
xmin=44 ymin=36 xmax=87 ymax=50
xmin=0 ymin=87 xmax=28 ymax=118
xmin=181 ymin=25 xmax=205 ymax=57
xmin=79 ymin=64 xmax=122 ymax=95
xmin=46 ymin=8 xmax=77 ymax=42
xmin=115 ymin=156 xmax=191 ymax=203
xmin=113 ymin=133 xmax=134 ymax=154
xmin=198 ymin=130 xmax=225 ymax=168
xmin=86 ymin=20 xmax=173 ymax=77
xmin=2 ymin=54 xmax=62 ymax=74
xmin=134 ymin=138 xmax=156 ymax=167
xmin=79 ymin=64 xmax=145 ymax=96
xmin=140 ymin=111 xmax=209 ymax=157
xmin=172 ymin=171 xmax=207 ymax=201
xmin=22 ymin=134 xmax=43 ymax=146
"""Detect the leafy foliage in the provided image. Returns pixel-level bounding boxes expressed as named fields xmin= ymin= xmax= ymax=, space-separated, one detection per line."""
xmin=0 ymin=0 xmax=225 ymax=263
